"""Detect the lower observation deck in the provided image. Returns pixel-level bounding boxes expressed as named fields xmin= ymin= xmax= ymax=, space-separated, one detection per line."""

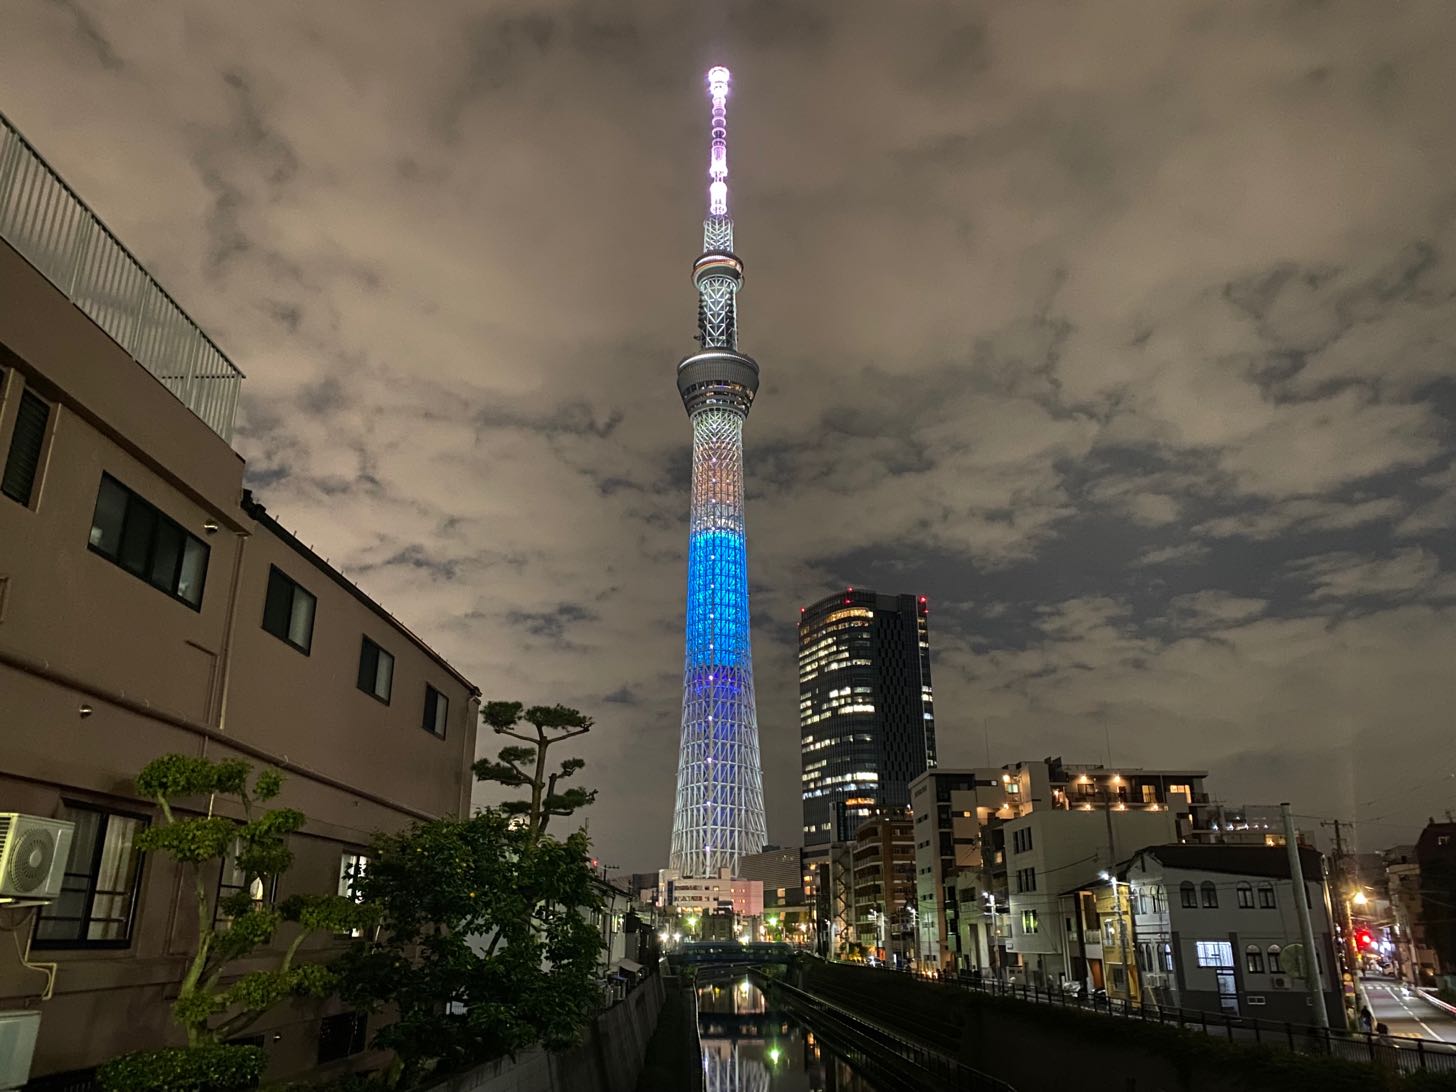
xmin=677 ymin=349 xmax=759 ymax=416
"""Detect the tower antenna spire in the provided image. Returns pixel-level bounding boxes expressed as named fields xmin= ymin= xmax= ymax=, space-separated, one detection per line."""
xmin=707 ymin=65 xmax=730 ymax=217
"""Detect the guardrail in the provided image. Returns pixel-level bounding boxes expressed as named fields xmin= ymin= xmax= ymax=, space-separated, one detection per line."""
xmin=943 ymin=971 xmax=1456 ymax=1074
xmin=766 ymin=974 xmax=1016 ymax=1092
xmin=0 ymin=109 xmax=242 ymax=442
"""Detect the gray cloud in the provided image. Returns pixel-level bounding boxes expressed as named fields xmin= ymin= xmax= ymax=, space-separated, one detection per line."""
xmin=6 ymin=0 xmax=1456 ymax=867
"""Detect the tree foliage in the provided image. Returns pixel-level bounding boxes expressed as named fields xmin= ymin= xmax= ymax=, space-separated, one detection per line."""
xmin=133 ymin=754 xmax=374 ymax=1047
xmin=472 ymin=702 xmax=596 ymax=838
xmin=335 ymin=810 xmax=604 ymax=1087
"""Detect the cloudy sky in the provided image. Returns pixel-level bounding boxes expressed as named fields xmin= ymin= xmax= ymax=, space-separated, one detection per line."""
xmin=5 ymin=1 xmax=1456 ymax=871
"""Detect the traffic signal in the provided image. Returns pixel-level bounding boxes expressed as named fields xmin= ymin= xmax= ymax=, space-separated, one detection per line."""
xmin=1355 ymin=928 xmax=1374 ymax=950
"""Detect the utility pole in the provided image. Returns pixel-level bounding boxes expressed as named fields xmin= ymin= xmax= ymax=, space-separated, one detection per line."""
xmin=1322 ymin=818 xmax=1360 ymax=983
xmin=1284 ymin=803 xmax=1329 ymax=1028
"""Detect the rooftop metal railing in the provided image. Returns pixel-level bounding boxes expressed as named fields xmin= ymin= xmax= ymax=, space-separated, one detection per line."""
xmin=0 ymin=109 xmax=242 ymax=442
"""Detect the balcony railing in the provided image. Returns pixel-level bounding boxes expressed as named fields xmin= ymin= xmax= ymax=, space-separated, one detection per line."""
xmin=0 ymin=110 xmax=242 ymax=441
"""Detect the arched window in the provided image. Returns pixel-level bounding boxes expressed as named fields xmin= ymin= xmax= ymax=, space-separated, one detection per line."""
xmin=1258 ymin=883 xmax=1276 ymax=909
xmin=1180 ymin=882 xmax=1196 ymax=908
xmin=1236 ymin=882 xmax=1254 ymax=908
xmin=1201 ymin=881 xmax=1219 ymax=908
xmin=1268 ymin=945 xmax=1283 ymax=974
xmin=1245 ymin=944 xmax=1264 ymax=974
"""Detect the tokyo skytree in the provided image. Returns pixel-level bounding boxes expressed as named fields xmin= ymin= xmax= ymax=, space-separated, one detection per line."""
xmin=668 ymin=66 xmax=767 ymax=878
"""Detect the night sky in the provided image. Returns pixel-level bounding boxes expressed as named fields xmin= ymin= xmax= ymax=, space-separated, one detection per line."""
xmin=5 ymin=2 xmax=1456 ymax=872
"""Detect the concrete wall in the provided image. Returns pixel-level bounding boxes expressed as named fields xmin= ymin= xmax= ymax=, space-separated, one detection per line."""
xmin=423 ymin=974 xmax=666 ymax=1092
xmin=0 ymin=234 xmax=479 ymax=1082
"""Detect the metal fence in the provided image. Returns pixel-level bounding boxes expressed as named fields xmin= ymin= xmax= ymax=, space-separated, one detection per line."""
xmin=767 ymin=974 xmax=1017 ymax=1092
xmin=945 ymin=971 xmax=1456 ymax=1075
xmin=0 ymin=110 xmax=242 ymax=442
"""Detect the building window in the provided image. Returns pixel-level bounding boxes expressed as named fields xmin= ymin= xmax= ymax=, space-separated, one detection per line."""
xmin=262 ymin=566 xmax=316 ymax=653
xmin=1012 ymin=828 xmax=1033 ymax=853
xmin=1201 ymin=881 xmax=1218 ymax=908
xmin=1015 ymin=868 xmax=1037 ymax=893
xmin=1258 ymin=883 xmax=1276 ymax=909
xmin=422 ymin=685 xmax=449 ymax=738
xmin=1021 ymin=909 xmax=1039 ymax=934
xmin=1237 ymin=882 xmax=1254 ymax=909
xmin=338 ymin=851 xmax=370 ymax=938
xmin=2 ymin=389 xmax=51 ymax=508
xmin=1162 ymin=943 xmax=1175 ymax=972
xmin=1141 ymin=784 xmax=1158 ymax=804
xmin=1246 ymin=945 xmax=1265 ymax=974
xmin=34 ymin=804 xmax=147 ymax=948
xmin=1267 ymin=945 xmax=1283 ymax=974
xmin=1195 ymin=940 xmax=1233 ymax=968
xmin=357 ymin=637 xmax=394 ymax=703
xmin=316 ymin=1011 xmax=368 ymax=1064
xmin=1180 ymin=882 xmax=1197 ymax=908
xmin=1168 ymin=784 xmax=1191 ymax=799
xmin=215 ymin=837 xmax=278 ymax=927
xmin=87 ymin=474 xmax=209 ymax=608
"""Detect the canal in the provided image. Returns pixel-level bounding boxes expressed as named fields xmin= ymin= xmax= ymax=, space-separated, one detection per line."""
xmin=697 ymin=978 xmax=880 ymax=1092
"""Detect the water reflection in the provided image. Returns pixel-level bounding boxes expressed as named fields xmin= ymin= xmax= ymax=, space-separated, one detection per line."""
xmin=697 ymin=980 xmax=878 ymax=1092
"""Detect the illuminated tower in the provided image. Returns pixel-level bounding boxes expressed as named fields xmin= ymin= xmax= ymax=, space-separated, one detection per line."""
xmin=669 ymin=66 xmax=767 ymax=877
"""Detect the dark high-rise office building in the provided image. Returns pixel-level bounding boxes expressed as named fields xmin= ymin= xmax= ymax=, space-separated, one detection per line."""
xmin=798 ymin=589 xmax=937 ymax=845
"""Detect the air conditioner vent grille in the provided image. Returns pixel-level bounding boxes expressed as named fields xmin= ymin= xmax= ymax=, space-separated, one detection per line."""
xmin=8 ymin=828 xmax=56 ymax=893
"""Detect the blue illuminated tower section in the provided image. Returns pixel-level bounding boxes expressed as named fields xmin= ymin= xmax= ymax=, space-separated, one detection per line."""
xmin=669 ymin=66 xmax=767 ymax=878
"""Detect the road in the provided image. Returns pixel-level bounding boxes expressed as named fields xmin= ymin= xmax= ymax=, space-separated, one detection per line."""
xmin=1365 ymin=977 xmax=1456 ymax=1044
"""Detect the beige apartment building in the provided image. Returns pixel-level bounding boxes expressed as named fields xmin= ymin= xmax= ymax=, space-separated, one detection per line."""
xmin=0 ymin=112 xmax=479 ymax=1085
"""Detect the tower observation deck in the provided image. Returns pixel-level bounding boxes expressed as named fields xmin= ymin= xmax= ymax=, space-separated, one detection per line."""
xmin=668 ymin=66 xmax=767 ymax=878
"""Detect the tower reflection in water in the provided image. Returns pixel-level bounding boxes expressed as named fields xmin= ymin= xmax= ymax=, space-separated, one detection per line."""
xmin=696 ymin=980 xmax=877 ymax=1092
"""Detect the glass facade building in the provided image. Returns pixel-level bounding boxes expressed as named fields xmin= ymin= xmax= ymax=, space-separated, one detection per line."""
xmin=798 ymin=590 xmax=937 ymax=845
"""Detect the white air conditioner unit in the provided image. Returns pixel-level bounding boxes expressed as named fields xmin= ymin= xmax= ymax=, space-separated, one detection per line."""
xmin=0 ymin=1011 xmax=40 ymax=1091
xmin=0 ymin=814 xmax=75 ymax=902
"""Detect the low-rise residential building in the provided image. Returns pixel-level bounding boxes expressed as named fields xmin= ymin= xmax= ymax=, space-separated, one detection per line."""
xmin=1386 ymin=846 xmax=1440 ymax=986
xmin=1109 ymin=844 xmax=1345 ymax=1026
xmin=0 ymin=111 xmax=479 ymax=1085
xmin=1003 ymin=806 xmax=1176 ymax=988
xmin=850 ymin=812 xmax=915 ymax=966
xmin=1416 ymin=821 xmax=1456 ymax=990
xmin=910 ymin=759 xmax=1210 ymax=972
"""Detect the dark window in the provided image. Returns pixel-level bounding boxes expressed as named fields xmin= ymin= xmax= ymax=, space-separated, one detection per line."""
xmin=1267 ymin=945 xmax=1283 ymax=974
xmin=1246 ymin=945 xmax=1264 ymax=974
xmin=357 ymin=637 xmax=394 ymax=703
xmin=262 ymin=566 xmax=316 ymax=653
xmin=1237 ymin=883 xmax=1254 ymax=909
xmin=87 ymin=474 xmax=209 ymax=608
xmin=422 ymin=685 xmax=449 ymax=738
xmin=34 ymin=804 xmax=147 ymax=948
xmin=1201 ymin=881 xmax=1218 ymax=908
xmin=1180 ymin=882 xmax=1197 ymax=908
xmin=1258 ymin=884 xmax=1276 ymax=909
xmin=2 ymin=389 xmax=50 ymax=507
xmin=317 ymin=1011 xmax=368 ymax=1063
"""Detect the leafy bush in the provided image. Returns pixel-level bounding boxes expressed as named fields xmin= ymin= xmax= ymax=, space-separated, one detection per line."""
xmin=98 ymin=1045 xmax=265 ymax=1091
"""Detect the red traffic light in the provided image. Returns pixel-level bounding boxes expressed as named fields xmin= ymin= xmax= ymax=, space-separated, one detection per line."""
xmin=1355 ymin=928 xmax=1374 ymax=949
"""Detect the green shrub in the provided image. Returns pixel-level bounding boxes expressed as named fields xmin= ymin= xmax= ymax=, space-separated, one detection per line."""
xmin=98 ymin=1045 xmax=265 ymax=1092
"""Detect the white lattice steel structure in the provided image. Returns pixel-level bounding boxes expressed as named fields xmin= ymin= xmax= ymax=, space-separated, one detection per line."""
xmin=668 ymin=67 xmax=767 ymax=878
